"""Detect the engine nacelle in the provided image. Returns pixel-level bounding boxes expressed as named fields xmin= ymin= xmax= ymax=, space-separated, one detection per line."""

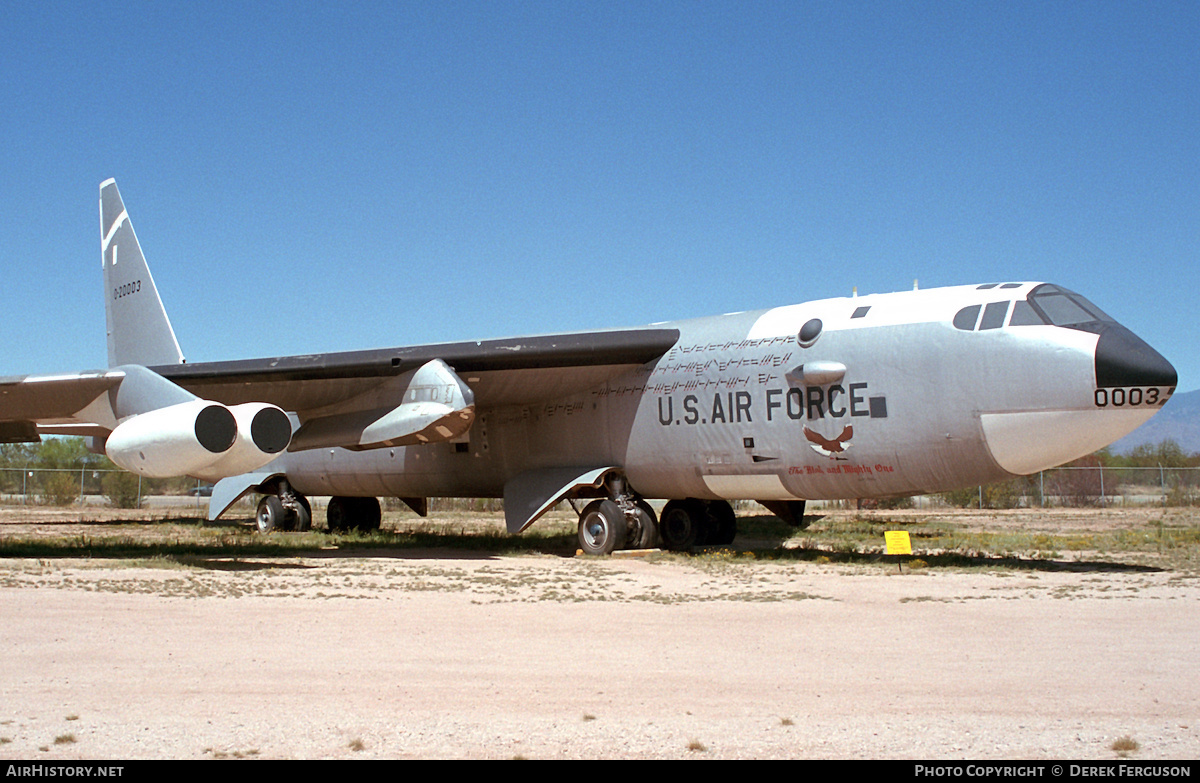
xmin=106 ymin=400 xmax=292 ymax=479
xmin=192 ymin=403 xmax=293 ymax=481
xmin=106 ymin=400 xmax=238 ymax=478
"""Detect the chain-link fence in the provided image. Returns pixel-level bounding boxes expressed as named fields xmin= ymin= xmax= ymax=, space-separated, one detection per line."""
xmin=3 ymin=465 xmax=1199 ymax=512
xmin=929 ymin=465 xmax=1200 ymax=509
xmin=0 ymin=467 xmax=212 ymax=509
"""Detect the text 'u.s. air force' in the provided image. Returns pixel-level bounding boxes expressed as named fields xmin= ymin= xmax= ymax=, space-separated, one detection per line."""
xmin=657 ymin=384 xmax=887 ymax=426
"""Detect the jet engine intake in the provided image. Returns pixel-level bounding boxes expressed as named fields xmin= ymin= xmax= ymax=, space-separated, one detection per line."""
xmin=193 ymin=402 xmax=293 ymax=480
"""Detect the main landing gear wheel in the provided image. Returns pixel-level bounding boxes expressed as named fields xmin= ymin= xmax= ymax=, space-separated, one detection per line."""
xmin=256 ymin=495 xmax=286 ymax=534
xmin=355 ymin=497 xmax=382 ymax=532
xmin=659 ymin=499 xmax=706 ymax=551
xmin=627 ymin=498 xmax=659 ymax=549
xmin=706 ymin=500 xmax=737 ymax=546
xmin=293 ymin=494 xmax=313 ymax=532
xmin=326 ymin=496 xmax=382 ymax=533
xmin=578 ymin=499 xmax=628 ymax=556
xmin=658 ymin=499 xmax=739 ymax=550
xmin=255 ymin=492 xmax=313 ymax=533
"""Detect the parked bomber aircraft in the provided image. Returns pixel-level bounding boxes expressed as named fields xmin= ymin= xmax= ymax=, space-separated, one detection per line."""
xmin=0 ymin=181 xmax=1179 ymax=553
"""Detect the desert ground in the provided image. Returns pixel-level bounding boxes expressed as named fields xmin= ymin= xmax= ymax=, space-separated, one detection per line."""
xmin=1 ymin=502 xmax=1198 ymax=760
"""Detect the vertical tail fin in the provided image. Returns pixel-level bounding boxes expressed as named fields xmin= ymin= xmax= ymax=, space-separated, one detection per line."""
xmin=100 ymin=179 xmax=185 ymax=367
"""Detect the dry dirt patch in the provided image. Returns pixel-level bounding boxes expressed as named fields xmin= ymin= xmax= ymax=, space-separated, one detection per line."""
xmin=1 ymin=505 xmax=1198 ymax=759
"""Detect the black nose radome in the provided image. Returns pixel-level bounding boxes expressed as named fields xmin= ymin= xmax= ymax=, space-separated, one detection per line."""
xmin=1094 ymin=324 xmax=1177 ymax=389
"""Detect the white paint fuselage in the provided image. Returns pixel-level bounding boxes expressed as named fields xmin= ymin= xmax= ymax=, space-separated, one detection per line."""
xmin=273 ymin=283 xmax=1172 ymax=504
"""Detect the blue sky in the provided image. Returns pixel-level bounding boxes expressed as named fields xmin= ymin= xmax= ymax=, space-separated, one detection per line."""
xmin=1 ymin=1 xmax=1196 ymax=391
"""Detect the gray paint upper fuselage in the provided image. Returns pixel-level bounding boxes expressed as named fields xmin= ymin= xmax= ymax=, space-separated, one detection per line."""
xmin=260 ymin=283 xmax=1141 ymax=503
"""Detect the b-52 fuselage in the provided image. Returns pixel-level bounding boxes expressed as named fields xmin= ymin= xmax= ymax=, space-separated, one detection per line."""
xmin=0 ymin=181 xmax=1177 ymax=554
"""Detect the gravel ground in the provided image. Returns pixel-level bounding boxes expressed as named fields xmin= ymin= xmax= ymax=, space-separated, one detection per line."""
xmin=1 ymin=508 xmax=1198 ymax=760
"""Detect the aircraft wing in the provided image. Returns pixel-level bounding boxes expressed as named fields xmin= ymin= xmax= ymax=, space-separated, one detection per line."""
xmin=154 ymin=327 xmax=680 ymax=411
xmin=1 ymin=179 xmax=680 ymax=475
xmin=0 ymin=371 xmax=125 ymax=442
xmin=0 ymin=328 xmax=679 ymax=449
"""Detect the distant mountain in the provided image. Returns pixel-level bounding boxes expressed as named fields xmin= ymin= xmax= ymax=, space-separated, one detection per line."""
xmin=1110 ymin=388 xmax=1200 ymax=454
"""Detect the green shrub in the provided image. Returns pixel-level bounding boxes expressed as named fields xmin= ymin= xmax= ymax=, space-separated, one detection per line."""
xmin=38 ymin=473 xmax=79 ymax=506
xmin=940 ymin=479 xmax=1027 ymax=509
xmin=103 ymin=471 xmax=142 ymax=509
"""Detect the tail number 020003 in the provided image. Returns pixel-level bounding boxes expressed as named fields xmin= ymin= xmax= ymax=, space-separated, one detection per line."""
xmin=113 ymin=280 xmax=141 ymax=299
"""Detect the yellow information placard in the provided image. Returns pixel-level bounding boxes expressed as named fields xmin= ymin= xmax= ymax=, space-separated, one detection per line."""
xmin=884 ymin=530 xmax=912 ymax=556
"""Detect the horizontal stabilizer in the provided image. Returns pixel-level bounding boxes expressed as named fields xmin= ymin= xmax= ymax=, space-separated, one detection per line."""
xmin=290 ymin=359 xmax=475 ymax=450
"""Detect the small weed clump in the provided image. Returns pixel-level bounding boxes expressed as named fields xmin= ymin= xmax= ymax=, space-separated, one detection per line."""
xmin=1111 ymin=736 xmax=1139 ymax=755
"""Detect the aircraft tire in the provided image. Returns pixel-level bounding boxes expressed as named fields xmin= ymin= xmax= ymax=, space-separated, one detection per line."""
xmin=326 ymin=496 xmax=350 ymax=532
xmin=578 ymin=499 xmax=627 ymax=556
xmin=355 ymin=497 xmax=382 ymax=533
xmin=659 ymin=499 xmax=703 ymax=551
xmin=628 ymin=499 xmax=659 ymax=549
xmin=256 ymin=495 xmax=285 ymax=534
xmin=706 ymin=500 xmax=737 ymax=546
xmin=293 ymin=494 xmax=312 ymax=532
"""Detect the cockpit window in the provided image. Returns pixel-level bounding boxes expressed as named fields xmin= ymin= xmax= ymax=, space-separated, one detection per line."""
xmin=954 ymin=302 xmax=1010 ymax=331
xmin=1008 ymin=300 xmax=1045 ymax=326
xmin=954 ymin=286 xmax=1112 ymax=332
xmin=979 ymin=301 xmax=1009 ymax=330
xmin=1026 ymin=284 xmax=1113 ymax=327
xmin=953 ymin=305 xmax=981 ymax=330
